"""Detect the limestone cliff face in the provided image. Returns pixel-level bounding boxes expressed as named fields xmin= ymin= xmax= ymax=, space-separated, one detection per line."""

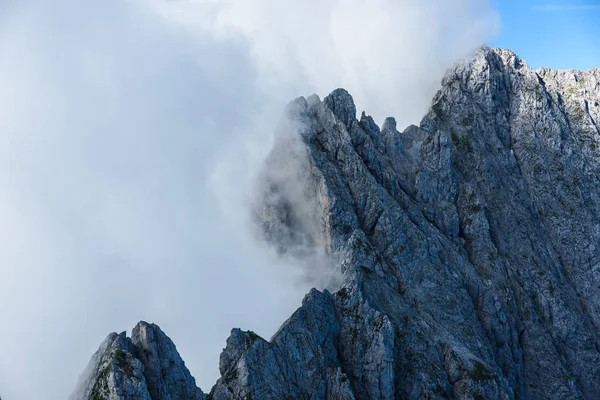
xmin=76 ymin=48 xmax=600 ymax=399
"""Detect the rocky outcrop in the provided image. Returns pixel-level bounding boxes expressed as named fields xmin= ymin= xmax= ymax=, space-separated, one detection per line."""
xmin=76 ymin=47 xmax=600 ymax=399
xmin=211 ymin=289 xmax=345 ymax=399
xmin=72 ymin=322 xmax=204 ymax=400
xmin=131 ymin=322 xmax=205 ymax=400
xmin=72 ymin=332 xmax=151 ymax=400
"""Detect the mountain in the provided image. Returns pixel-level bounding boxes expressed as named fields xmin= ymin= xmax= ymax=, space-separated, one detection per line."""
xmin=73 ymin=47 xmax=600 ymax=399
xmin=71 ymin=322 xmax=205 ymax=400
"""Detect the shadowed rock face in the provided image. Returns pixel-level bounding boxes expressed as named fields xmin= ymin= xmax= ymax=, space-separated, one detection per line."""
xmin=130 ymin=322 xmax=205 ymax=400
xmin=76 ymin=47 xmax=600 ymax=400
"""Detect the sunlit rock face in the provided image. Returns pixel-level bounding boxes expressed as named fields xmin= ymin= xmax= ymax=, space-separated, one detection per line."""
xmin=77 ymin=48 xmax=600 ymax=400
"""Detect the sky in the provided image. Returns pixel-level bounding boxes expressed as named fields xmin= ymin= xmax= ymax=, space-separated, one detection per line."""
xmin=494 ymin=0 xmax=600 ymax=70
xmin=0 ymin=1 xmax=597 ymax=399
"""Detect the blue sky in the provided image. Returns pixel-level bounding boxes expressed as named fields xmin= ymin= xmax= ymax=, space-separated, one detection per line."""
xmin=494 ymin=0 xmax=600 ymax=70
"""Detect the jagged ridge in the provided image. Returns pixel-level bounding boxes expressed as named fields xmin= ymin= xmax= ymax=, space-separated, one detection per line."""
xmin=75 ymin=47 xmax=600 ymax=400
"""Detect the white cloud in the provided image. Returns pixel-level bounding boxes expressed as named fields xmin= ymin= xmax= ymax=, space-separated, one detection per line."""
xmin=0 ymin=0 xmax=499 ymax=399
xmin=150 ymin=0 xmax=500 ymax=126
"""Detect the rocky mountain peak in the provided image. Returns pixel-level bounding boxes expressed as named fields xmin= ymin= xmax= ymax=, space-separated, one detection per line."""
xmin=75 ymin=47 xmax=600 ymax=399
xmin=72 ymin=322 xmax=204 ymax=400
xmin=324 ymin=88 xmax=357 ymax=127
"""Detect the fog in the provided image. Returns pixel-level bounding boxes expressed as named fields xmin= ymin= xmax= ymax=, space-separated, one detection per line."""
xmin=0 ymin=1 xmax=499 ymax=398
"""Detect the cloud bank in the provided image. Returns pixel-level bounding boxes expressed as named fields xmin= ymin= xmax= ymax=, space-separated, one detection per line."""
xmin=0 ymin=0 xmax=499 ymax=398
xmin=152 ymin=0 xmax=500 ymax=126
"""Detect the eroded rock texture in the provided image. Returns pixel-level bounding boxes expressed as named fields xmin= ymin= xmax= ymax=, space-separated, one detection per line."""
xmin=72 ymin=322 xmax=204 ymax=400
xmin=77 ymin=47 xmax=600 ymax=399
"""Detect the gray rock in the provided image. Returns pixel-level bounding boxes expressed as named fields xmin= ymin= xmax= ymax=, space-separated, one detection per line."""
xmin=210 ymin=289 xmax=345 ymax=399
xmin=77 ymin=47 xmax=600 ymax=399
xmin=72 ymin=332 xmax=151 ymax=400
xmin=72 ymin=323 xmax=204 ymax=400
xmin=131 ymin=322 xmax=204 ymax=400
